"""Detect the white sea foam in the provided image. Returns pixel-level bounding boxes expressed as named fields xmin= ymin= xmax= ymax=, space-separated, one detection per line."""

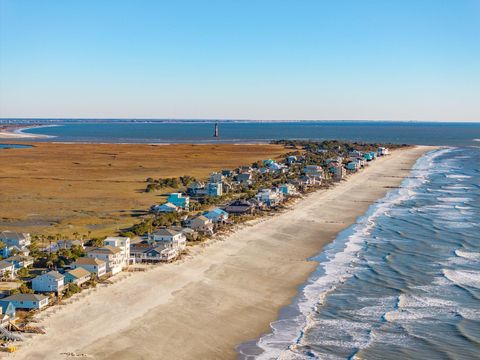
xmin=437 ymin=197 xmax=472 ymax=203
xmin=446 ymin=174 xmax=472 ymax=179
xmin=253 ymin=148 xmax=453 ymax=360
xmin=455 ymin=249 xmax=480 ymax=261
xmin=443 ymin=269 xmax=480 ymax=289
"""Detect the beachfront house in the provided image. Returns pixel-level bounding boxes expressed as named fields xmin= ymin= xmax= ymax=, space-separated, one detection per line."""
xmin=167 ymin=193 xmax=190 ymax=210
xmin=145 ymin=243 xmax=178 ymax=262
xmin=71 ymin=257 xmax=107 ymax=277
xmin=346 ymin=161 xmax=360 ymax=171
xmin=0 ymin=231 xmax=31 ymax=257
xmin=255 ymin=188 xmax=284 ymax=207
xmin=64 ymin=267 xmax=91 ymax=286
xmin=363 ymin=152 xmax=374 ymax=161
xmin=131 ymin=241 xmax=179 ymax=263
xmin=32 ymin=271 xmax=65 ymax=293
xmin=0 ymin=261 xmax=15 ymax=279
xmin=303 ymin=165 xmax=324 ymax=182
xmin=377 ymin=147 xmax=390 ymax=156
xmin=104 ymin=236 xmax=131 ymax=269
xmin=0 ymin=293 xmax=49 ymax=311
xmin=278 ymin=184 xmax=298 ymax=196
xmin=203 ymin=208 xmax=229 ymax=223
xmin=151 ymin=202 xmax=179 ymax=213
xmin=87 ymin=246 xmax=123 ymax=275
xmin=328 ymin=162 xmax=346 ymax=182
xmin=185 ymin=215 xmax=214 ymax=235
xmin=150 ymin=228 xmax=187 ymax=252
xmin=224 ymin=199 xmax=255 ymax=215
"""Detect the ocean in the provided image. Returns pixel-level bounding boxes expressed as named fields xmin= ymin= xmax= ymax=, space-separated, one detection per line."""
xmin=238 ymin=147 xmax=480 ymax=359
xmin=17 ymin=120 xmax=480 ymax=146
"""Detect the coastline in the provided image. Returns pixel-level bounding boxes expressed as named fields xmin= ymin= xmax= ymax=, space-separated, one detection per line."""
xmin=0 ymin=125 xmax=54 ymax=139
xmin=9 ymin=146 xmax=434 ymax=360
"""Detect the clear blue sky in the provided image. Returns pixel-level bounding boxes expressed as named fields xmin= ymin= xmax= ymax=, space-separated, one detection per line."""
xmin=0 ymin=0 xmax=479 ymax=121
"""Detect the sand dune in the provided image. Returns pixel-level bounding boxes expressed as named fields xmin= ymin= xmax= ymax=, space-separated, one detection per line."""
xmin=10 ymin=146 xmax=433 ymax=360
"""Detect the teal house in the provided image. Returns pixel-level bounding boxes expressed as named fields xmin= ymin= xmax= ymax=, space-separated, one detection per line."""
xmin=363 ymin=153 xmax=374 ymax=161
xmin=167 ymin=193 xmax=190 ymax=210
xmin=204 ymin=208 xmax=229 ymax=223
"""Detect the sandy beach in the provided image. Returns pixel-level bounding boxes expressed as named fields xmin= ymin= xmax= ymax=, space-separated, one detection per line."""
xmin=0 ymin=126 xmax=50 ymax=139
xmin=9 ymin=146 xmax=433 ymax=360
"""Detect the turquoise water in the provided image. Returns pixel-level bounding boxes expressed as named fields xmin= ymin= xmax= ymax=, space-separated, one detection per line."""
xmin=20 ymin=121 xmax=480 ymax=146
xmin=239 ymin=147 xmax=480 ymax=359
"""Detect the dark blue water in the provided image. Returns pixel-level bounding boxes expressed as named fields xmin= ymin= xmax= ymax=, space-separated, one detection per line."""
xmin=20 ymin=121 xmax=480 ymax=146
xmin=241 ymin=147 xmax=480 ymax=359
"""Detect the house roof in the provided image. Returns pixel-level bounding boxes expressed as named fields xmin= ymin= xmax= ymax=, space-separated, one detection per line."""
xmin=205 ymin=208 xmax=228 ymax=217
xmin=158 ymin=202 xmax=177 ymax=209
xmin=44 ymin=270 xmax=64 ymax=280
xmin=67 ymin=267 xmax=91 ymax=279
xmin=0 ymin=260 xmax=14 ymax=270
xmin=88 ymin=245 xmax=122 ymax=255
xmin=153 ymin=228 xmax=182 ymax=237
xmin=1 ymin=293 xmax=49 ymax=302
xmin=0 ymin=231 xmax=28 ymax=241
xmin=73 ymin=257 xmax=105 ymax=266
xmin=192 ymin=215 xmax=210 ymax=223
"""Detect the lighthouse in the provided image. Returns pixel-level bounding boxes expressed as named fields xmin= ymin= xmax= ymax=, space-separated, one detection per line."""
xmin=213 ymin=122 xmax=219 ymax=138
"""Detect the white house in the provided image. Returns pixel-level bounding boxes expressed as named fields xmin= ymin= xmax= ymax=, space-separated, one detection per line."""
xmin=329 ymin=162 xmax=346 ymax=181
xmin=0 ymin=293 xmax=49 ymax=310
xmin=185 ymin=215 xmax=214 ymax=235
xmin=203 ymin=208 xmax=229 ymax=223
xmin=104 ymin=236 xmax=130 ymax=269
xmin=255 ymin=188 xmax=284 ymax=207
xmin=303 ymin=165 xmax=324 ymax=180
xmin=151 ymin=202 xmax=179 ymax=213
xmin=32 ymin=271 xmax=65 ymax=293
xmin=377 ymin=147 xmax=390 ymax=156
xmin=0 ymin=260 xmax=15 ymax=279
xmin=71 ymin=257 xmax=107 ymax=277
xmin=87 ymin=246 xmax=123 ymax=275
xmin=150 ymin=228 xmax=186 ymax=252
xmin=0 ymin=231 xmax=31 ymax=257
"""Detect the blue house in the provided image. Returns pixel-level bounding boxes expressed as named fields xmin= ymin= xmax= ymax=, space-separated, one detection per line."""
xmin=207 ymin=182 xmax=223 ymax=197
xmin=204 ymin=208 xmax=229 ymax=223
xmin=167 ymin=193 xmax=190 ymax=210
xmin=0 ymin=293 xmax=49 ymax=310
xmin=363 ymin=153 xmax=373 ymax=161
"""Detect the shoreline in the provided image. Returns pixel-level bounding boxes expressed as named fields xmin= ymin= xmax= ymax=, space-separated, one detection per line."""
xmin=0 ymin=125 xmax=55 ymax=139
xmin=9 ymin=146 xmax=434 ymax=360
